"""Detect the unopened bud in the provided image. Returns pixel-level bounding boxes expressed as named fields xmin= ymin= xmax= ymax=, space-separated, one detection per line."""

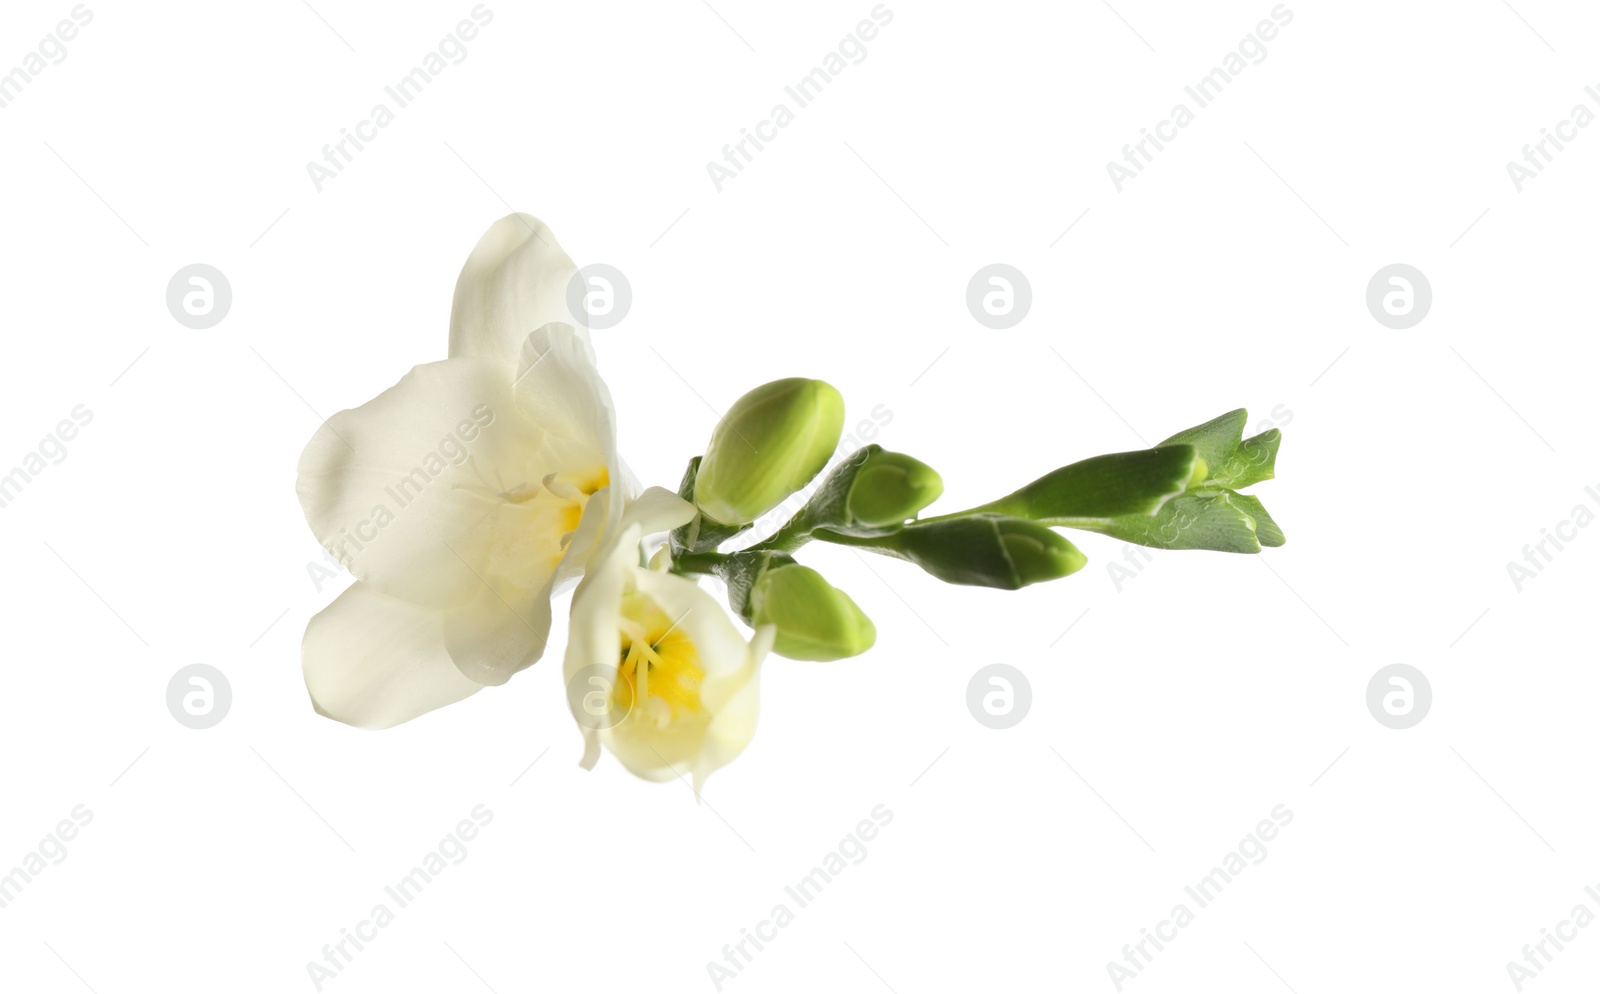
xmin=750 ymin=565 xmax=876 ymax=661
xmin=694 ymin=378 xmax=845 ymax=526
xmin=846 ymin=450 xmax=943 ymax=527
xmin=879 ymin=516 xmax=1086 ymax=590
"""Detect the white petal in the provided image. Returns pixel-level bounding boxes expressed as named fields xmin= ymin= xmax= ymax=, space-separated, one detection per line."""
xmin=695 ymin=624 xmax=774 ymax=781
xmin=512 ymin=323 xmax=627 ymax=584
xmin=563 ymin=521 xmax=639 ymax=677
xmin=302 ymin=583 xmax=483 ymax=729
xmin=514 ymin=322 xmax=617 ymax=470
xmin=551 ymin=483 xmax=620 ymax=595
xmin=563 ymin=522 xmax=640 ymax=763
xmin=449 ymin=214 xmax=580 ymax=365
xmin=441 ymin=573 xmax=555 ymax=686
xmin=297 ymin=356 xmax=565 ymax=606
xmin=621 ymin=486 xmax=697 ymax=536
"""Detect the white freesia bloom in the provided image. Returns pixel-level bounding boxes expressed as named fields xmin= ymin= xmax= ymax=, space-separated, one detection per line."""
xmin=298 ymin=214 xmax=629 ymax=729
xmin=565 ymin=489 xmax=775 ymax=790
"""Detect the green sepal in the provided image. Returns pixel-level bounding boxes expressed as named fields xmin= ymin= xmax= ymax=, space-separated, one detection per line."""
xmin=782 ymin=446 xmax=879 ymax=539
xmin=709 ymin=549 xmax=798 ymax=623
xmin=777 ymin=445 xmax=943 ymax=543
xmin=1227 ymin=492 xmax=1285 ymax=547
xmin=1156 ymin=409 xmax=1278 ymax=490
xmin=1221 ymin=429 xmax=1280 ymax=489
xmin=1081 ymin=490 xmax=1282 ymax=553
xmin=1158 ymin=409 xmax=1249 ymax=470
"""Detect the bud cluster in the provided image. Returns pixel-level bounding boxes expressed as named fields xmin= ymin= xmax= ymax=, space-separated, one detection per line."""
xmin=665 ymin=379 xmax=1286 ymax=662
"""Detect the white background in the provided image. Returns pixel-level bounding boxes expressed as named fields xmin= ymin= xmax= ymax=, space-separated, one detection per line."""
xmin=1 ymin=1 xmax=1597 ymax=991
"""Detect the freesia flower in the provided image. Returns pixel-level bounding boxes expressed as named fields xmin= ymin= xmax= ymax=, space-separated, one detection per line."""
xmin=565 ymin=489 xmax=774 ymax=790
xmin=298 ymin=214 xmax=630 ymax=728
xmin=285 ymin=209 xmax=1294 ymax=801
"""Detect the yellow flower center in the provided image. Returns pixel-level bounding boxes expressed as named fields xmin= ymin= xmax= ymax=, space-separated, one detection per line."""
xmin=538 ymin=464 xmax=610 ymax=533
xmin=486 ymin=464 xmax=608 ymax=569
xmin=614 ymin=592 xmax=704 ymax=727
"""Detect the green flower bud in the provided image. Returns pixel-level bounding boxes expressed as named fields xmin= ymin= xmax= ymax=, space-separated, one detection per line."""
xmin=694 ymin=378 xmax=846 ymax=526
xmin=845 ymin=515 xmax=1086 ymax=590
xmin=845 ymin=451 xmax=944 ymax=527
xmin=997 ymin=522 xmax=1088 ymax=586
xmin=976 ymin=445 xmax=1198 ymax=524
xmin=750 ymin=565 xmax=876 ymax=661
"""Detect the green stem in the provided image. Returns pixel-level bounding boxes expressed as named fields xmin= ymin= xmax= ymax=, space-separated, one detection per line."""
xmin=911 ymin=501 xmax=1118 ymax=532
xmin=742 ymin=508 xmax=816 ymax=555
xmin=911 ymin=502 xmax=1004 ymax=526
xmin=808 ymin=528 xmax=885 ymax=548
xmin=672 ymin=551 xmax=726 ymax=575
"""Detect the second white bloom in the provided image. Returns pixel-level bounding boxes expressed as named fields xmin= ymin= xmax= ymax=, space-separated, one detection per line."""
xmin=565 ymin=491 xmax=774 ymax=791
